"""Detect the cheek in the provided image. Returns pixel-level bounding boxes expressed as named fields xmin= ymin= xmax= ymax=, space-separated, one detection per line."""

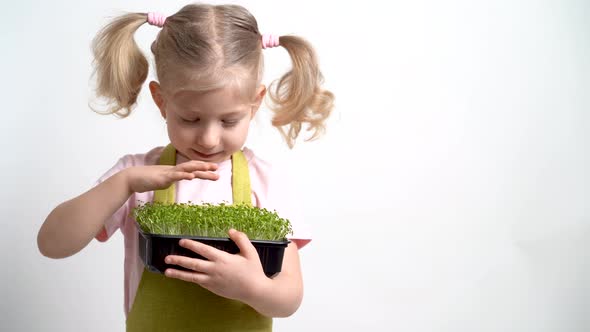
xmin=225 ymin=123 xmax=250 ymax=146
xmin=166 ymin=122 xmax=192 ymax=143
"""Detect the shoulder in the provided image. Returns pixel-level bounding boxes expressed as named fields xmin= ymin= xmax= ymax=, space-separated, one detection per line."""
xmin=242 ymin=147 xmax=289 ymax=184
xmin=242 ymin=147 xmax=272 ymax=174
xmin=115 ymin=146 xmax=164 ymax=168
xmin=243 ymin=146 xmax=297 ymax=195
xmin=242 ymin=147 xmax=295 ymax=174
xmin=96 ymin=146 xmax=165 ymax=183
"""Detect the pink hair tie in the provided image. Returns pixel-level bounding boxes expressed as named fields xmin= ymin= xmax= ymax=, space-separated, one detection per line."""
xmin=147 ymin=12 xmax=166 ymax=28
xmin=261 ymin=34 xmax=280 ymax=49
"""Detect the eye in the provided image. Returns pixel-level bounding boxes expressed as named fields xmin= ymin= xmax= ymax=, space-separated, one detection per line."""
xmin=222 ymin=119 xmax=239 ymax=127
xmin=181 ymin=117 xmax=200 ymax=123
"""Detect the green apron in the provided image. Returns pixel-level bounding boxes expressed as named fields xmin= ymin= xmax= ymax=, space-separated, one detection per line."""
xmin=126 ymin=144 xmax=272 ymax=331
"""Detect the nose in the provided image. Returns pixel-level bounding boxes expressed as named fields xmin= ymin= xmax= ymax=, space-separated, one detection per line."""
xmin=196 ymin=124 xmax=220 ymax=150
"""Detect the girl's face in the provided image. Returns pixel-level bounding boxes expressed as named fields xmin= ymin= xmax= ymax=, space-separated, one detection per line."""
xmin=150 ymin=81 xmax=265 ymax=163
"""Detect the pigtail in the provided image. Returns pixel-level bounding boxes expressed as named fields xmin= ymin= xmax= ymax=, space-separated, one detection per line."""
xmin=90 ymin=13 xmax=150 ymax=117
xmin=268 ymin=36 xmax=334 ymax=148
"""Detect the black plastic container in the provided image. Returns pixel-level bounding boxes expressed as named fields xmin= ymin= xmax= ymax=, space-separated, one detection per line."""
xmin=137 ymin=222 xmax=290 ymax=278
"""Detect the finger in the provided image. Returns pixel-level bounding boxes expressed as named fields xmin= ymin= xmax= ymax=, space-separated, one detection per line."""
xmin=228 ymin=229 xmax=258 ymax=259
xmin=177 ymin=161 xmax=218 ymax=172
xmin=192 ymin=171 xmax=219 ymax=181
xmin=165 ymin=268 xmax=210 ymax=285
xmin=169 ymin=170 xmax=218 ymax=182
xmin=165 ymin=255 xmax=214 ymax=273
xmin=170 ymin=171 xmax=196 ymax=181
xmin=179 ymin=239 xmax=221 ymax=261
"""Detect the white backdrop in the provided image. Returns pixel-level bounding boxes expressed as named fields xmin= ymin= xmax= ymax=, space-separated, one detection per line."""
xmin=2 ymin=0 xmax=589 ymax=331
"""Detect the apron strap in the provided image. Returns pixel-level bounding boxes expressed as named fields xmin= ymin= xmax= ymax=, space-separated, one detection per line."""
xmin=153 ymin=144 xmax=252 ymax=206
xmin=231 ymin=148 xmax=252 ymax=206
xmin=153 ymin=144 xmax=177 ymax=204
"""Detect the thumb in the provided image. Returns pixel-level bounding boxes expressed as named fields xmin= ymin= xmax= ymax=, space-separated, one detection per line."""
xmin=229 ymin=229 xmax=257 ymax=259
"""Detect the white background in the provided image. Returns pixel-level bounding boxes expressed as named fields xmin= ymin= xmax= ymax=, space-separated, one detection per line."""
xmin=2 ymin=0 xmax=589 ymax=331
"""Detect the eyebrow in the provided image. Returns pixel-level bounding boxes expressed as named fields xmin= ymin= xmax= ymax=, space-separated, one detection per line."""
xmin=219 ymin=110 xmax=249 ymax=117
xmin=178 ymin=109 xmax=249 ymax=118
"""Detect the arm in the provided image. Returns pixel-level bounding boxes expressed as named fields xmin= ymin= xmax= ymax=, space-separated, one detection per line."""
xmin=37 ymin=161 xmax=219 ymax=259
xmin=243 ymin=242 xmax=303 ymax=317
xmin=37 ymin=170 xmax=132 ymax=259
xmin=164 ymin=230 xmax=304 ymax=318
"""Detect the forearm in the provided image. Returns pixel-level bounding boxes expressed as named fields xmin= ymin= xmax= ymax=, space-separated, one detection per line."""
xmin=245 ymin=244 xmax=303 ymax=317
xmin=37 ymin=170 xmax=133 ymax=259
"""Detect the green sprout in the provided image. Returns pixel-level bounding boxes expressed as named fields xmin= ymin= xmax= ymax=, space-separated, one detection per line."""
xmin=132 ymin=202 xmax=293 ymax=241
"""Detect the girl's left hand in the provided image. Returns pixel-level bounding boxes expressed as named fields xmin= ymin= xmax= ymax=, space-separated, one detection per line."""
xmin=164 ymin=229 xmax=267 ymax=302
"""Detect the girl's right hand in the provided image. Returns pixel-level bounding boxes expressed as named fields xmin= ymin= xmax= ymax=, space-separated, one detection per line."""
xmin=124 ymin=161 xmax=219 ymax=193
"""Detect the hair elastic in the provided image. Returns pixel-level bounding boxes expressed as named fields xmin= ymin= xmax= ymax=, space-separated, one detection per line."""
xmin=147 ymin=12 xmax=166 ymax=28
xmin=261 ymin=34 xmax=280 ymax=49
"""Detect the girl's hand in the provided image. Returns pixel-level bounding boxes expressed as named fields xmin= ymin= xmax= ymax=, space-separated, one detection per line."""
xmin=163 ymin=229 xmax=268 ymax=302
xmin=125 ymin=161 xmax=219 ymax=193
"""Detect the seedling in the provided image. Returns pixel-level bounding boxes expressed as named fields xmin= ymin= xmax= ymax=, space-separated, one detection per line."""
xmin=133 ymin=201 xmax=293 ymax=240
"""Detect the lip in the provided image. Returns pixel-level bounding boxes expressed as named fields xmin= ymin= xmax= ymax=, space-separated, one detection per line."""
xmin=192 ymin=149 xmax=223 ymax=160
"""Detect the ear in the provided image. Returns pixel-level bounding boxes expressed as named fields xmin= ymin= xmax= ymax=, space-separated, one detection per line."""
xmin=250 ymin=85 xmax=267 ymax=118
xmin=149 ymin=81 xmax=167 ymax=120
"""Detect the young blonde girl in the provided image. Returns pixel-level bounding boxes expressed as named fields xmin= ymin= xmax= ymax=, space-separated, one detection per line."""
xmin=37 ymin=3 xmax=333 ymax=331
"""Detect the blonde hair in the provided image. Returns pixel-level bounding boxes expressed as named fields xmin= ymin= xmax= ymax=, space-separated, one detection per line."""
xmin=91 ymin=4 xmax=334 ymax=147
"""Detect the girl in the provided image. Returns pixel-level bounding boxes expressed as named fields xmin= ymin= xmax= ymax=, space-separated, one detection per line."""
xmin=37 ymin=3 xmax=333 ymax=331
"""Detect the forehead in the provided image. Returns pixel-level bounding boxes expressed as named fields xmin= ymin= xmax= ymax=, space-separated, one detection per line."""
xmin=160 ymin=65 xmax=258 ymax=100
xmin=168 ymin=84 xmax=253 ymax=111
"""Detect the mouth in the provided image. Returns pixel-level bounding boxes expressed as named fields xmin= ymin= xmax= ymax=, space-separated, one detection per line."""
xmin=192 ymin=149 xmax=223 ymax=160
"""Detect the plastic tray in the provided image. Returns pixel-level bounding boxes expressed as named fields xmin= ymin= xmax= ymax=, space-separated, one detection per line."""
xmin=137 ymin=223 xmax=290 ymax=278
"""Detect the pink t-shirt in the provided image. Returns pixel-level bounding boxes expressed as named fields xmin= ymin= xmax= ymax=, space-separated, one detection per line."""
xmin=94 ymin=146 xmax=311 ymax=317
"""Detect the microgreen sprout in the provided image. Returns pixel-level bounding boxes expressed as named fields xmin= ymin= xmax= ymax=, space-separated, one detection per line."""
xmin=132 ymin=202 xmax=293 ymax=241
